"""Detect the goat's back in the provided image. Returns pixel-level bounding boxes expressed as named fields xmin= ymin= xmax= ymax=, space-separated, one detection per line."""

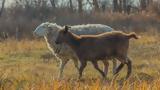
xmin=75 ymin=31 xmax=135 ymax=60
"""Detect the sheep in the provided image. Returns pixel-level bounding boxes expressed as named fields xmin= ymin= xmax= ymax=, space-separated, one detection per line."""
xmin=33 ymin=22 xmax=116 ymax=78
xmin=55 ymin=26 xmax=139 ymax=79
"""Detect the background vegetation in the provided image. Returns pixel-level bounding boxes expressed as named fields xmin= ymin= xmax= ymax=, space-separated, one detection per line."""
xmin=0 ymin=0 xmax=160 ymax=39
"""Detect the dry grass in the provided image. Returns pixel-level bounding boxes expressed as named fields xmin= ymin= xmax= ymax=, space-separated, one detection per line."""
xmin=0 ymin=32 xmax=160 ymax=90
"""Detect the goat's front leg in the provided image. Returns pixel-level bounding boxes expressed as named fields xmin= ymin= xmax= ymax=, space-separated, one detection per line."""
xmin=78 ymin=61 xmax=87 ymax=79
xmin=92 ymin=61 xmax=106 ymax=79
xmin=112 ymin=59 xmax=117 ymax=74
xmin=58 ymin=59 xmax=69 ymax=78
xmin=102 ymin=60 xmax=109 ymax=76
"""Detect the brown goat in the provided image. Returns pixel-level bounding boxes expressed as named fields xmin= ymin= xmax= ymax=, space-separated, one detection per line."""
xmin=55 ymin=26 xmax=139 ymax=79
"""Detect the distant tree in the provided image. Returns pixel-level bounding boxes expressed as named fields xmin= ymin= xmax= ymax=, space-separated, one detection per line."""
xmin=77 ymin=0 xmax=83 ymax=13
xmin=119 ymin=0 xmax=123 ymax=12
xmin=0 ymin=0 xmax=5 ymax=17
xmin=93 ymin=0 xmax=100 ymax=11
xmin=126 ymin=5 xmax=131 ymax=14
xmin=101 ymin=4 xmax=105 ymax=12
xmin=50 ymin=0 xmax=56 ymax=9
xmin=140 ymin=0 xmax=147 ymax=11
xmin=69 ymin=0 xmax=73 ymax=12
xmin=113 ymin=0 xmax=118 ymax=12
xmin=123 ymin=0 xmax=127 ymax=13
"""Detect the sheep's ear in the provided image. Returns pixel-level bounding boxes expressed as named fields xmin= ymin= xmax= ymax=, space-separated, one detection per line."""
xmin=64 ymin=26 xmax=71 ymax=33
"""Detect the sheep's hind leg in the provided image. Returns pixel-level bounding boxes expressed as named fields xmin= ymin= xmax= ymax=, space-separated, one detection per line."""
xmin=58 ymin=59 xmax=69 ymax=79
xmin=92 ymin=61 xmax=106 ymax=79
xmin=78 ymin=61 xmax=87 ymax=79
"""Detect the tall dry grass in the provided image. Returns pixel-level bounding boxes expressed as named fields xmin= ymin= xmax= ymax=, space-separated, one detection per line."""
xmin=0 ymin=32 xmax=160 ymax=90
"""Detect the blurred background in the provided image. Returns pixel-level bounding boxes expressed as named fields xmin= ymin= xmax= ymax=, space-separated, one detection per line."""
xmin=0 ymin=0 xmax=160 ymax=40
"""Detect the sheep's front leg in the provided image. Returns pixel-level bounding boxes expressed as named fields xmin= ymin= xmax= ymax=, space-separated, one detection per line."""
xmin=92 ymin=61 xmax=106 ymax=79
xmin=55 ymin=44 xmax=62 ymax=54
xmin=58 ymin=59 xmax=69 ymax=78
xmin=78 ymin=61 xmax=87 ymax=79
xmin=72 ymin=59 xmax=79 ymax=71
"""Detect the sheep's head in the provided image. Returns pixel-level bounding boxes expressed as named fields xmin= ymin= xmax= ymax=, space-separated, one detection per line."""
xmin=33 ymin=22 xmax=60 ymax=37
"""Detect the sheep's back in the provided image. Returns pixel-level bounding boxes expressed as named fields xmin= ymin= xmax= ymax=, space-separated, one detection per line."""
xmin=70 ymin=24 xmax=113 ymax=35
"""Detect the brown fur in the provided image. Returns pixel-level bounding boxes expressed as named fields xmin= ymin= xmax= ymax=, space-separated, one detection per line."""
xmin=55 ymin=26 xmax=139 ymax=79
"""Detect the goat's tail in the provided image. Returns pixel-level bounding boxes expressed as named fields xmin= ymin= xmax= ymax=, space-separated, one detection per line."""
xmin=127 ymin=32 xmax=140 ymax=39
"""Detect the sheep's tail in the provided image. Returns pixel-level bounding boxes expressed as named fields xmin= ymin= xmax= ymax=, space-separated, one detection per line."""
xmin=127 ymin=32 xmax=140 ymax=39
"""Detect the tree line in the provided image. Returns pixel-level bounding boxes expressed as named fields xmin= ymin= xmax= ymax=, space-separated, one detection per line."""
xmin=0 ymin=0 xmax=159 ymax=40
xmin=0 ymin=0 xmax=156 ymax=17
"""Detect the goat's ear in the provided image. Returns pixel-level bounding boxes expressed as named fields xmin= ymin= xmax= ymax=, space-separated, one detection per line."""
xmin=64 ymin=25 xmax=71 ymax=33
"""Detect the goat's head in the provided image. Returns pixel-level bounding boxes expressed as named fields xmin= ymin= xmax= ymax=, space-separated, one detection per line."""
xmin=55 ymin=25 xmax=71 ymax=44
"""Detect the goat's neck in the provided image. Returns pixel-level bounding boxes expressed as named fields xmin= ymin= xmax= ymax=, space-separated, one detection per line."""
xmin=65 ymin=33 xmax=80 ymax=51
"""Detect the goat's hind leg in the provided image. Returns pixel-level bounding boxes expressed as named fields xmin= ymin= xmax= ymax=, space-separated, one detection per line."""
xmin=78 ymin=61 xmax=87 ymax=79
xmin=92 ymin=61 xmax=106 ymax=79
xmin=125 ymin=57 xmax=132 ymax=79
xmin=113 ymin=57 xmax=125 ymax=75
xmin=114 ymin=56 xmax=132 ymax=79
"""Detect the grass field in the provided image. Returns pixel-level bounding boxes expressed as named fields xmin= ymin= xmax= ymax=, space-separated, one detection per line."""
xmin=0 ymin=32 xmax=160 ymax=90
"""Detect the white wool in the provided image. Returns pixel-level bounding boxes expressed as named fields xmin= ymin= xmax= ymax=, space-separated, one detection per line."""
xmin=34 ymin=22 xmax=114 ymax=78
xmin=70 ymin=24 xmax=113 ymax=35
